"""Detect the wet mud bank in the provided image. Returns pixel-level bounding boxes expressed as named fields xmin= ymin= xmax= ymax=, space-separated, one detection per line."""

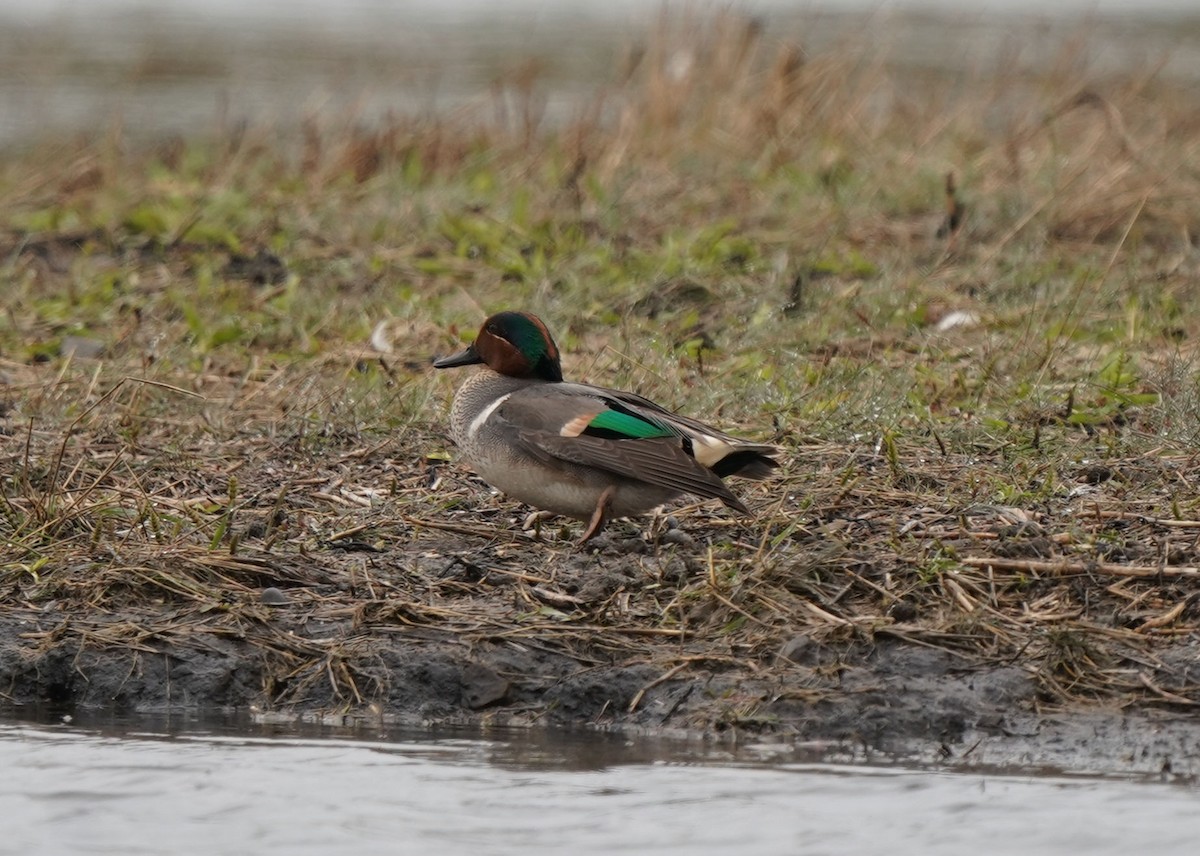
xmin=3 ymin=538 xmax=1199 ymax=780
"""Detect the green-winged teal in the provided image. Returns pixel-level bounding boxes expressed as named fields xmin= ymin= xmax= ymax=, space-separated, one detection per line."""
xmin=433 ymin=311 xmax=778 ymax=542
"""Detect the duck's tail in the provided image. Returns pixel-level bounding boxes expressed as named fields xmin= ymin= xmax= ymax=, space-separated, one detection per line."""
xmin=685 ymin=433 xmax=780 ymax=480
xmin=707 ymin=444 xmax=780 ymax=480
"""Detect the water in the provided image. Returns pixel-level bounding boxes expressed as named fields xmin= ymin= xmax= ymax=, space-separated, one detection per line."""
xmin=1 ymin=0 xmax=1198 ymax=147
xmin=3 ymin=0 xmax=1200 ymax=22
xmin=2 ymin=715 xmax=1198 ymax=856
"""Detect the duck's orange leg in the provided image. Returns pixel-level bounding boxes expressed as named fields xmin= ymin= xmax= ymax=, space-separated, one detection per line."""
xmin=578 ymin=486 xmax=616 ymax=544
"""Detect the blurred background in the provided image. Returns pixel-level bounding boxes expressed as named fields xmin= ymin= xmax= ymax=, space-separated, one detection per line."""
xmin=2 ymin=0 xmax=1198 ymax=149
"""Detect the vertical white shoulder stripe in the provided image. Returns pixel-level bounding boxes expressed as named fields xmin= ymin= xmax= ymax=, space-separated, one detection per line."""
xmin=467 ymin=392 xmax=515 ymax=441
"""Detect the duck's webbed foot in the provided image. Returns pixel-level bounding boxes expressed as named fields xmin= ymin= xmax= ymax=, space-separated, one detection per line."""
xmin=578 ymin=486 xmax=616 ymax=545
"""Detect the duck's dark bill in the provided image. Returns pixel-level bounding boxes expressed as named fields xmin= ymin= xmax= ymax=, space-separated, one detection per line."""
xmin=432 ymin=345 xmax=483 ymax=369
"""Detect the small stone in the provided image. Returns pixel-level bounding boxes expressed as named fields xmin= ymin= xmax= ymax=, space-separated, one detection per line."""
xmin=59 ymin=336 xmax=106 ymax=359
xmin=660 ymin=529 xmax=696 ymax=548
xmin=461 ymin=663 xmax=508 ymax=709
xmin=778 ymin=636 xmax=815 ymax=664
xmin=1080 ymin=464 xmax=1113 ymax=485
xmin=260 ymin=587 xmax=291 ymax=606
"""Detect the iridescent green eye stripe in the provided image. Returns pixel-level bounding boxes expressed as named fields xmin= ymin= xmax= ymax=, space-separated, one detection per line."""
xmin=515 ymin=326 xmax=549 ymax=358
xmin=587 ymin=409 xmax=675 ymax=438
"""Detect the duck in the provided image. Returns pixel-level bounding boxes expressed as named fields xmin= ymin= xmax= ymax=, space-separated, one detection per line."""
xmin=433 ymin=311 xmax=779 ymax=543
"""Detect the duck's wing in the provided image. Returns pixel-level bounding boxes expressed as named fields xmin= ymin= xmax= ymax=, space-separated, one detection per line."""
xmin=494 ymin=385 xmax=749 ymax=511
xmin=584 ymin=384 xmax=780 ymax=479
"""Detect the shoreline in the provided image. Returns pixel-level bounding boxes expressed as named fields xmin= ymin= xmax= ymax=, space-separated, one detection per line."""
xmin=4 ymin=529 xmax=1199 ymax=781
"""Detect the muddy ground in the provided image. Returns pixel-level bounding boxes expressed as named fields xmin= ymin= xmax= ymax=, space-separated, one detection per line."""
xmin=4 ymin=481 xmax=1200 ymax=780
xmin=4 ymin=330 xmax=1200 ymax=780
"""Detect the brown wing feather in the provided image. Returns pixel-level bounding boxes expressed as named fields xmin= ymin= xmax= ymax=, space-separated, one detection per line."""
xmin=492 ymin=386 xmax=762 ymax=513
xmin=523 ymin=430 xmax=749 ymax=513
xmin=575 ymin=384 xmax=780 ymax=477
xmin=588 ymin=385 xmax=745 ymax=440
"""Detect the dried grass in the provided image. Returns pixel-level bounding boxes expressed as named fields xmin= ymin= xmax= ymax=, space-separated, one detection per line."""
xmin=3 ymin=9 xmax=1200 ymax=720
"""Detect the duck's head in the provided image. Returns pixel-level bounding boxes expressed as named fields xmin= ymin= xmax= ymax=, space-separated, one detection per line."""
xmin=433 ymin=311 xmax=563 ymax=382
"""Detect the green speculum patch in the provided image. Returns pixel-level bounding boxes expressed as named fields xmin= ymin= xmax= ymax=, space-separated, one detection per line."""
xmin=586 ymin=409 xmax=676 ymax=439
